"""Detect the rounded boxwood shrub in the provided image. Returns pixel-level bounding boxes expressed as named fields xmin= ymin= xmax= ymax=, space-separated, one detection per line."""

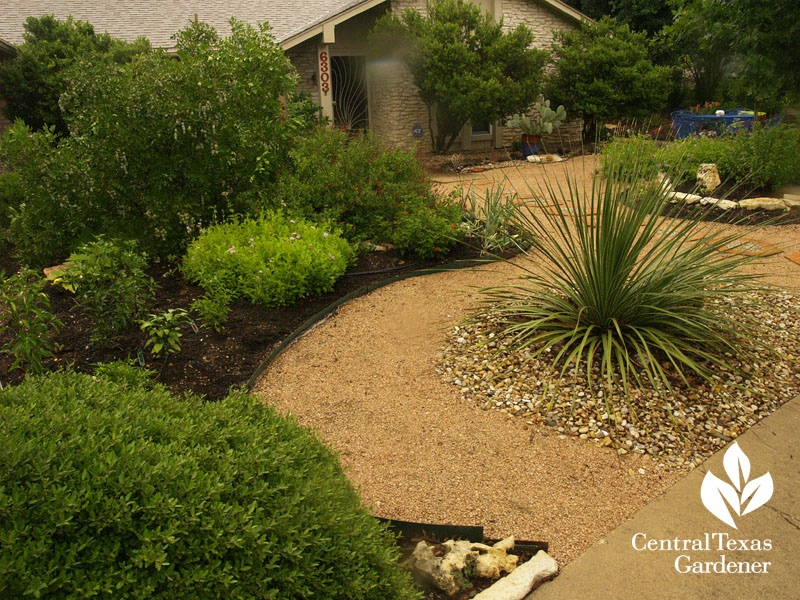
xmin=0 ymin=371 xmax=420 ymax=600
xmin=182 ymin=211 xmax=353 ymax=308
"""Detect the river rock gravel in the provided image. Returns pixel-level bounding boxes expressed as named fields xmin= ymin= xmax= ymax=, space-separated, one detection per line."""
xmin=438 ymin=291 xmax=800 ymax=468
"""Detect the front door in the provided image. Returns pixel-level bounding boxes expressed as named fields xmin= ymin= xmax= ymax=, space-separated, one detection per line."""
xmin=331 ymin=55 xmax=369 ymax=132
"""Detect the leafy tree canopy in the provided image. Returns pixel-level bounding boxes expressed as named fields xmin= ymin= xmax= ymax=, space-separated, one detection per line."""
xmin=545 ymin=16 xmax=670 ymax=138
xmin=0 ymin=14 xmax=150 ymax=134
xmin=369 ymin=0 xmax=548 ymax=153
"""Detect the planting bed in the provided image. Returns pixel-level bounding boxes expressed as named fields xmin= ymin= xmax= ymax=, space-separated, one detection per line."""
xmin=0 ymin=242 xmax=491 ymax=398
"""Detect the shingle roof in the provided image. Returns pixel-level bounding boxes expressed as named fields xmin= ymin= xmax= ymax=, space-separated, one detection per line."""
xmin=0 ymin=0 xmax=368 ymax=49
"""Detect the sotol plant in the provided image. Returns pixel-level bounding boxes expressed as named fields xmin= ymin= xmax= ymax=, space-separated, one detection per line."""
xmin=474 ymin=149 xmax=768 ymax=406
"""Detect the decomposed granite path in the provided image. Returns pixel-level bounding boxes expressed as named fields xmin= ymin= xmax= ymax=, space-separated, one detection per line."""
xmin=254 ymin=157 xmax=800 ymax=569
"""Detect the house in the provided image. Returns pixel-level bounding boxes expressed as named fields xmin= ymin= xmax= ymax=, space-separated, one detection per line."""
xmin=0 ymin=0 xmax=588 ymax=152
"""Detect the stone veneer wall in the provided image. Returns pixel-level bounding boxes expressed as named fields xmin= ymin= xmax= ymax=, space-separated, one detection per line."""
xmin=286 ymin=39 xmax=321 ymax=107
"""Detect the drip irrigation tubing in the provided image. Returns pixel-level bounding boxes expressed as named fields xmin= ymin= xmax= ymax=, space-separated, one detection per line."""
xmin=244 ymin=256 xmax=493 ymax=392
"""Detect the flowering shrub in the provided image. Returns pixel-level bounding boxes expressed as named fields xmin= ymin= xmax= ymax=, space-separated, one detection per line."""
xmin=182 ymin=211 xmax=353 ymax=308
xmin=390 ymin=199 xmax=464 ymax=259
xmin=272 ymin=127 xmax=435 ymax=244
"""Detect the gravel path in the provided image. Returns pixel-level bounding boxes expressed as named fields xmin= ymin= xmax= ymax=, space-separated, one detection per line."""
xmin=254 ymin=156 xmax=800 ymax=566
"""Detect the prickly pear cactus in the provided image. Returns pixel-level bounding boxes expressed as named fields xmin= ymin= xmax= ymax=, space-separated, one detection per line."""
xmin=507 ymin=100 xmax=567 ymax=136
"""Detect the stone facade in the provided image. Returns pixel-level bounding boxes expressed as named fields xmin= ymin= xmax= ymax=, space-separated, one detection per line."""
xmin=284 ymin=0 xmax=583 ymax=154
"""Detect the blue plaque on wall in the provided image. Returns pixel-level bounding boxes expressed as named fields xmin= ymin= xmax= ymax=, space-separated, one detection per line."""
xmin=411 ymin=124 xmax=423 ymax=138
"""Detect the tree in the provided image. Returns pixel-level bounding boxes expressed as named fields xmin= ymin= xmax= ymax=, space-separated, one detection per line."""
xmin=369 ymin=0 xmax=548 ymax=153
xmin=545 ymin=17 xmax=670 ymax=139
xmin=0 ymin=15 xmax=150 ymax=134
xmin=668 ymin=0 xmax=800 ymax=111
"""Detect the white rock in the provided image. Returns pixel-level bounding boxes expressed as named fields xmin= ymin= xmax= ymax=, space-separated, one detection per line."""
xmin=493 ymin=536 xmax=516 ymax=553
xmin=473 ymin=551 xmax=558 ymax=600
xmin=782 ymin=196 xmax=800 ymax=208
xmin=739 ymin=197 xmax=787 ymax=211
xmin=697 ymin=163 xmax=721 ymax=193
xmin=700 ymin=197 xmax=738 ymax=210
xmin=671 ymin=191 xmax=703 ymax=204
xmin=526 ymin=154 xmax=563 ymax=163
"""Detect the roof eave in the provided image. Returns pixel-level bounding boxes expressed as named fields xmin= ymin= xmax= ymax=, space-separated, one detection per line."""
xmin=539 ymin=0 xmax=593 ymax=24
xmin=0 ymin=38 xmax=17 ymax=58
xmin=280 ymin=0 xmax=388 ymax=50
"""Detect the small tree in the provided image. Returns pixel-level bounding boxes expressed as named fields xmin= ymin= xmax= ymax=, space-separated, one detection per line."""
xmin=0 ymin=15 xmax=150 ymax=134
xmin=370 ymin=0 xmax=548 ymax=153
xmin=546 ymin=17 xmax=670 ymax=140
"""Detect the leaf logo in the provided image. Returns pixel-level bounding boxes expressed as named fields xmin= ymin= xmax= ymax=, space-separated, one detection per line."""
xmin=701 ymin=442 xmax=773 ymax=529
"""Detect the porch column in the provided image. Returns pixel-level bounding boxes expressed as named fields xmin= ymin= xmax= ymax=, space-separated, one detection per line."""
xmin=317 ymin=44 xmax=334 ymax=123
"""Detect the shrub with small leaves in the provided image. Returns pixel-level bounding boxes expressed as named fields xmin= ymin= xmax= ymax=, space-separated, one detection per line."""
xmin=390 ymin=198 xmax=465 ymax=259
xmin=93 ymin=359 xmax=155 ymax=389
xmin=0 ymin=269 xmax=63 ymax=374
xmin=183 ymin=211 xmax=353 ymax=308
xmin=0 ymin=371 xmax=421 ymax=599
xmin=139 ymin=308 xmax=195 ymax=356
xmin=59 ymin=237 xmax=156 ymax=345
xmin=190 ymin=290 xmax=231 ymax=332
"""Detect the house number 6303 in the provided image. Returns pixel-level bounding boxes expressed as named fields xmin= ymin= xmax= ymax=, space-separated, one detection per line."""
xmin=319 ymin=51 xmax=330 ymax=94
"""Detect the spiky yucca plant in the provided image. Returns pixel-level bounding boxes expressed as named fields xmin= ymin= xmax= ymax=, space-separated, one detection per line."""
xmin=476 ymin=153 xmax=769 ymax=398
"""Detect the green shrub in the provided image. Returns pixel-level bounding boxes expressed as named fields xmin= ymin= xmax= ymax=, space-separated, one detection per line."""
xmin=0 ymin=269 xmax=63 ymax=374
xmin=191 ymin=291 xmax=232 ymax=332
xmin=139 ymin=308 xmax=196 ymax=356
xmin=0 ymin=371 xmax=420 ymax=599
xmin=183 ymin=211 xmax=353 ymax=308
xmin=391 ymin=199 xmax=465 ymax=259
xmin=59 ymin=237 xmax=156 ymax=345
xmin=1 ymin=19 xmax=314 ymax=264
xmin=0 ymin=171 xmax=24 ymax=248
xmin=476 ymin=154 xmax=765 ymax=400
xmin=717 ymin=123 xmax=800 ymax=188
xmin=272 ymin=127 xmax=434 ymax=244
xmin=93 ymin=359 xmax=155 ymax=389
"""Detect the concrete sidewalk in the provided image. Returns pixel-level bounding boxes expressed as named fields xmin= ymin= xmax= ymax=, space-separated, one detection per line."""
xmin=531 ymin=396 xmax=800 ymax=600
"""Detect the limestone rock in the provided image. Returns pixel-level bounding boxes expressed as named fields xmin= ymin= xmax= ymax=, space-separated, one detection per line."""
xmin=527 ymin=154 xmax=563 ymax=163
xmin=670 ymin=191 xmax=702 ymax=204
xmin=697 ymin=163 xmax=721 ymax=193
xmin=43 ymin=263 xmax=69 ymax=280
xmin=782 ymin=196 xmax=800 ymax=208
xmin=739 ymin=197 xmax=788 ymax=211
xmin=409 ymin=538 xmax=520 ymax=595
xmin=700 ymin=197 xmax=738 ymax=210
xmin=473 ymin=551 xmax=558 ymax=600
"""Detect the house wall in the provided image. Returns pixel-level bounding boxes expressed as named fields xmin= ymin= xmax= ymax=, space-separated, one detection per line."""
xmin=285 ymin=0 xmax=583 ymax=155
xmin=381 ymin=0 xmax=581 ymax=154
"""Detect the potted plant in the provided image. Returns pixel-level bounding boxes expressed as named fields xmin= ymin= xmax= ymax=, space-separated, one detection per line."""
xmin=507 ymin=100 xmax=567 ymax=157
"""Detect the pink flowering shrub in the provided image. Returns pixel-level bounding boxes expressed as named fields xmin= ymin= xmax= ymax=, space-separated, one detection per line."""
xmin=182 ymin=211 xmax=353 ymax=310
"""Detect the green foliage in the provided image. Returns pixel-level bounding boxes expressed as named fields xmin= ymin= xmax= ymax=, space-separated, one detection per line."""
xmin=507 ymin=100 xmax=566 ymax=136
xmin=139 ymin=308 xmax=195 ymax=356
xmin=273 ymin=127 xmax=435 ymax=244
xmin=602 ymin=124 xmax=800 ymax=189
xmin=59 ymin=237 xmax=156 ymax=345
xmin=183 ymin=211 xmax=353 ymax=308
xmin=391 ymin=199 xmax=464 ymax=259
xmin=94 ymin=359 xmax=155 ymax=389
xmin=476 ymin=153 xmax=765 ymax=399
xmin=459 ymin=184 xmax=532 ymax=253
xmin=2 ymin=19 xmax=313 ymax=264
xmin=0 ymin=121 xmax=91 ymax=266
xmin=370 ymin=0 xmax=548 ymax=153
xmin=0 ymin=170 xmax=24 ymax=247
xmin=191 ymin=292 xmax=232 ymax=332
xmin=0 ymin=15 xmax=150 ymax=133
xmin=0 ymin=371 xmax=421 ymax=599
xmin=546 ymin=17 xmax=670 ymax=139
xmin=0 ymin=269 xmax=62 ymax=374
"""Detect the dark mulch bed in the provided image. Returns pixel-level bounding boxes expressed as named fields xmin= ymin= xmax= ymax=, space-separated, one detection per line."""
xmin=666 ymin=180 xmax=800 ymax=226
xmin=0 ymin=241 xmax=495 ymax=399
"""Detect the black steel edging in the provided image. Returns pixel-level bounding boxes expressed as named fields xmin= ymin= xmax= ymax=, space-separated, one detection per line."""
xmin=243 ymin=257 xmax=494 ymax=393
